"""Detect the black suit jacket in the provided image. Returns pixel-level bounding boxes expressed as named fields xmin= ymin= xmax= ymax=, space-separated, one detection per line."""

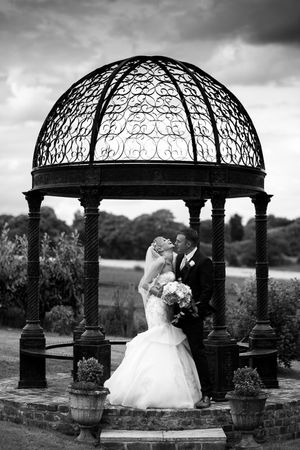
xmin=175 ymin=248 xmax=214 ymax=321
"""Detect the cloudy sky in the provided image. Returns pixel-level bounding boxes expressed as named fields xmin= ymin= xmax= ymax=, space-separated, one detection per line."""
xmin=1 ymin=0 xmax=300 ymax=226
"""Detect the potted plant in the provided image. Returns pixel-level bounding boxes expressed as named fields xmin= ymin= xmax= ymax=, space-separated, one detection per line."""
xmin=225 ymin=366 xmax=268 ymax=449
xmin=68 ymin=357 xmax=109 ymax=444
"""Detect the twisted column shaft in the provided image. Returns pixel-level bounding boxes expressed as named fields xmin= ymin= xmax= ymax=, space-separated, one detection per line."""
xmin=209 ymin=191 xmax=230 ymax=340
xmin=248 ymin=193 xmax=278 ymax=388
xmin=24 ymin=191 xmax=44 ymax=331
xmin=79 ymin=188 xmax=103 ymax=341
xmin=73 ymin=188 xmax=111 ymax=383
xmin=252 ymin=193 xmax=272 ymax=322
xmin=250 ymin=193 xmax=277 ymax=346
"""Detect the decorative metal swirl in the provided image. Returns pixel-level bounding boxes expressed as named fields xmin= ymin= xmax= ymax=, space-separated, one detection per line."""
xmin=33 ymin=56 xmax=264 ymax=169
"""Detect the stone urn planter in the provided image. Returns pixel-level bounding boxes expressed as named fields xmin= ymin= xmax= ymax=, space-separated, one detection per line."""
xmin=68 ymin=357 xmax=109 ymax=444
xmin=225 ymin=367 xmax=268 ymax=449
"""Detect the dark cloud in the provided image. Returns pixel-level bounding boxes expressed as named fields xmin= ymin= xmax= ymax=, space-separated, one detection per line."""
xmin=177 ymin=0 xmax=300 ymax=46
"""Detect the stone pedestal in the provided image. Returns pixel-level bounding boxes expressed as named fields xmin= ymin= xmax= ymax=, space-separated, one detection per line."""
xmin=206 ymin=338 xmax=239 ymax=401
xmin=19 ymin=325 xmax=47 ymax=389
xmin=248 ymin=323 xmax=278 ymax=388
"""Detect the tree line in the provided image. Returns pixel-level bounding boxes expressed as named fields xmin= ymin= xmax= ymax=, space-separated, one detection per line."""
xmin=0 ymin=207 xmax=299 ymax=265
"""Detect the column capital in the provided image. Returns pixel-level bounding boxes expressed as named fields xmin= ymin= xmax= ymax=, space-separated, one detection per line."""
xmin=251 ymin=192 xmax=273 ymax=215
xmin=184 ymin=198 xmax=207 ymax=211
xmin=184 ymin=198 xmax=206 ymax=236
xmin=23 ymin=190 xmax=44 ymax=212
xmin=79 ymin=187 xmax=102 ymax=209
xmin=211 ymin=190 xmax=226 ymax=210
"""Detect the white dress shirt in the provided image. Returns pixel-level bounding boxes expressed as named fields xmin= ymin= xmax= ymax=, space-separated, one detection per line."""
xmin=180 ymin=247 xmax=197 ymax=270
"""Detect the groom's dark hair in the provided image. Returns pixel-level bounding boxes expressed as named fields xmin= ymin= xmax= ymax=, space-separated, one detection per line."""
xmin=179 ymin=228 xmax=199 ymax=247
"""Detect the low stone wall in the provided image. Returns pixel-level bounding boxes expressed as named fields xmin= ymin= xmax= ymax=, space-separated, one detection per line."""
xmin=0 ymin=397 xmax=77 ymax=435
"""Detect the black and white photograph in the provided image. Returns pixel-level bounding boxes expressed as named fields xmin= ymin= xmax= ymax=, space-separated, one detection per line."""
xmin=0 ymin=1 xmax=299 ymax=449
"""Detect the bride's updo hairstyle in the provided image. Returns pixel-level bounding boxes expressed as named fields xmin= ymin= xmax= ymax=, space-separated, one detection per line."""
xmin=151 ymin=236 xmax=165 ymax=254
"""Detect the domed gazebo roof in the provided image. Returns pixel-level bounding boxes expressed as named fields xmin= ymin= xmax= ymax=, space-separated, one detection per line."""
xmin=31 ymin=55 xmax=266 ymax=200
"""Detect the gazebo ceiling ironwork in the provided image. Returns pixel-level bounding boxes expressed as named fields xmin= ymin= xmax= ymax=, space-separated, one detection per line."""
xmin=31 ymin=55 xmax=266 ymax=199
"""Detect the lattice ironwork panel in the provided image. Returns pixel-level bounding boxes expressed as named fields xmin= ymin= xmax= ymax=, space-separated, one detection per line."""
xmin=33 ymin=62 xmax=120 ymax=167
xmin=33 ymin=55 xmax=264 ymax=170
xmin=95 ymin=60 xmax=195 ymax=162
xmin=191 ymin=66 xmax=264 ymax=168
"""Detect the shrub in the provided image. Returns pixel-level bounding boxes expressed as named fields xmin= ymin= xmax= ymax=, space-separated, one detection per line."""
xmin=0 ymin=306 xmax=25 ymax=328
xmin=232 ymin=367 xmax=264 ymax=396
xmin=40 ymin=232 xmax=84 ymax=321
xmin=46 ymin=305 xmax=75 ymax=335
xmin=0 ymin=225 xmax=84 ymax=327
xmin=100 ymin=288 xmax=134 ymax=337
xmin=72 ymin=357 xmax=104 ymax=390
xmin=225 ymin=242 xmax=241 ymax=267
xmin=227 ymin=277 xmax=300 ymax=367
xmin=0 ymin=224 xmax=27 ymax=312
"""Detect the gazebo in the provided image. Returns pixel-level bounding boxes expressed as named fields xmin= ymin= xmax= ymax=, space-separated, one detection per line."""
xmin=19 ymin=55 xmax=278 ymax=400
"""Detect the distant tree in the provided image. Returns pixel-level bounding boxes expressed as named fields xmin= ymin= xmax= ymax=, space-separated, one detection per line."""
xmin=229 ymin=214 xmax=244 ymax=242
xmin=238 ymin=239 xmax=256 ymax=267
xmin=268 ymin=215 xmax=293 ymax=229
xmin=98 ymin=211 xmax=133 ymax=259
xmin=40 ymin=206 xmax=71 ymax=240
xmin=199 ymin=220 xmax=212 ymax=243
xmin=267 ymin=234 xmax=289 ymax=266
xmin=199 ymin=219 xmax=230 ymax=243
xmin=0 ymin=215 xmax=14 ymax=232
xmin=72 ymin=210 xmax=84 ymax=242
xmin=0 ymin=207 xmax=71 ymax=241
xmin=0 ymin=214 xmax=27 ymax=238
xmin=244 ymin=218 xmax=255 ymax=240
xmin=131 ymin=209 xmax=184 ymax=259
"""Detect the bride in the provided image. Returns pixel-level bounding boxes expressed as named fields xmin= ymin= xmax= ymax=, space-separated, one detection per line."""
xmin=104 ymin=236 xmax=201 ymax=409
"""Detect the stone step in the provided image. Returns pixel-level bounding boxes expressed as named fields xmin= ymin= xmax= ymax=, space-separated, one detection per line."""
xmin=99 ymin=428 xmax=227 ymax=449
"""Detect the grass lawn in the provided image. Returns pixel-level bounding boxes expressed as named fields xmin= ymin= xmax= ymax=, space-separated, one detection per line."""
xmin=0 ymin=327 xmax=127 ymax=380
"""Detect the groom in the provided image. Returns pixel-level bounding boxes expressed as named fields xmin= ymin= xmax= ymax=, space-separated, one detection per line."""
xmin=174 ymin=228 xmax=214 ymax=408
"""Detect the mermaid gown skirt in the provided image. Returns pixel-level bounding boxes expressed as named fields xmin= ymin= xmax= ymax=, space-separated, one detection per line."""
xmin=104 ymin=272 xmax=201 ymax=409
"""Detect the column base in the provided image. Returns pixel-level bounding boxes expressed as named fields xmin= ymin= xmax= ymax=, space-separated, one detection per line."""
xmin=248 ymin=322 xmax=279 ymax=388
xmin=18 ymin=323 xmax=47 ymax=389
xmin=205 ymin=338 xmax=239 ymax=401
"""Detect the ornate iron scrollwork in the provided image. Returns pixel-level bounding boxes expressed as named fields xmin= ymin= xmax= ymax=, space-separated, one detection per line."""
xmin=33 ymin=56 xmax=264 ymax=170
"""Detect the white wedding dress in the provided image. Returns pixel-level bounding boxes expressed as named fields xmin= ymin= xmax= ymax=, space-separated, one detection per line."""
xmin=104 ymin=271 xmax=201 ymax=409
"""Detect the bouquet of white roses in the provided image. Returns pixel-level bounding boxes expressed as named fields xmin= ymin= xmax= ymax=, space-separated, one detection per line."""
xmin=162 ymin=280 xmax=192 ymax=308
